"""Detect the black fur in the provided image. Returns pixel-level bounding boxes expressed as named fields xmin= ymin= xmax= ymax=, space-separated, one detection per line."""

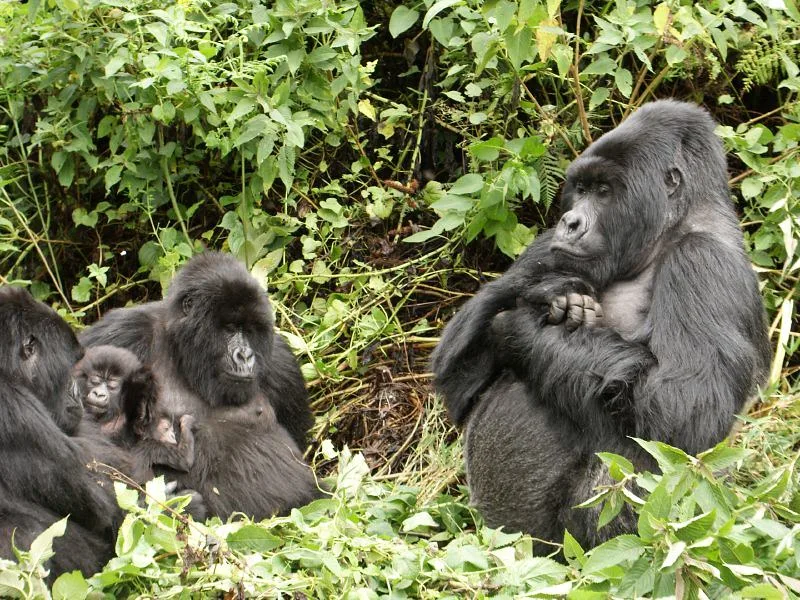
xmin=74 ymin=345 xmax=196 ymax=482
xmin=0 ymin=286 xmax=119 ymax=580
xmin=81 ymin=252 xmax=319 ymax=519
xmin=432 ymin=100 xmax=771 ymax=550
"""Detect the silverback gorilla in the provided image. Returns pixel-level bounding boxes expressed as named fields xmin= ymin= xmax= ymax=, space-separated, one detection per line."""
xmin=0 ymin=287 xmax=120 ymax=580
xmin=432 ymin=100 xmax=771 ymax=551
xmin=80 ymin=252 xmax=319 ymax=519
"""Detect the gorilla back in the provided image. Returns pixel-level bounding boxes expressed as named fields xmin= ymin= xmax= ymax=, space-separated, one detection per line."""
xmin=432 ymin=100 xmax=771 ymax=551
xmin=81 ymin=252 xmax=319 ymax=519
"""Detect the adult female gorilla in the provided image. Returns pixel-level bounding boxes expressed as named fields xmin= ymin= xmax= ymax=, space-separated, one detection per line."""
xmin=432 ymin=100 xmax=771 ymax=550
xmin=81 ymin=252 xmax=319 ymax=519
xmin=0 ymin=287 xmax=120 ymax=580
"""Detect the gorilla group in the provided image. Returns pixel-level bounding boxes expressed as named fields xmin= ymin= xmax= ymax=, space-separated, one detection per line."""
xmin=0 ymin=252 xmax=319 ymax=579
xmin=432 ymin=99 xmax=771 ymax=551
xmin=80 ymin=252 xmax=320 ymax=519
xmin=0 ymin=99 xmax=773 ymax=579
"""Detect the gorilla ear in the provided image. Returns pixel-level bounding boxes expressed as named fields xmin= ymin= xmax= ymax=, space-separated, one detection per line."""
xmin=21 ymin=334 xmax=37 ymax=360
xmin=181 ymin=295 xmax=194 ymax=316
xmin=665 ymin=168 xmax=682 ymax=196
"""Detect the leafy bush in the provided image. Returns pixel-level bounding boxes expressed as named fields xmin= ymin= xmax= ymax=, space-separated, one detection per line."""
xmin=0 ymin=0 xmax=798 ymax=596
xmin=2 ymin=431 xmax=799 ymax=599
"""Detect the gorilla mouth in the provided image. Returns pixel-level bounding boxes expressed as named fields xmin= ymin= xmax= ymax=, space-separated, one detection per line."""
xmin=550 ymin=242 xmax=592 ymax=260
xmin=84 ymin=399 xmax=109 ymax=413
xmin=224 ymin=370 xmax=255 ymax=382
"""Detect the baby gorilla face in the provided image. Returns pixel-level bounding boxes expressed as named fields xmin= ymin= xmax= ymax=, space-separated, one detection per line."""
xmin=152 ymin=417 xmax=178 ymax=445
xmin=82 ymin=370 xmax=121 ymax=417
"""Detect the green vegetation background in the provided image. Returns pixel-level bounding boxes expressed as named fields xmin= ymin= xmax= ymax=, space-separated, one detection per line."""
xmin=0 ymin=0 xmax=798 ymax=597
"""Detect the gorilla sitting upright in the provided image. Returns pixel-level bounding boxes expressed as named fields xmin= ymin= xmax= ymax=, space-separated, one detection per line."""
xmin=81 ymin=252 xmax=319 ymax=519
xmin=432 ymin=100 xmax=771 ymax=550
xmin=0 ymin=286 xmax=120 ymax=580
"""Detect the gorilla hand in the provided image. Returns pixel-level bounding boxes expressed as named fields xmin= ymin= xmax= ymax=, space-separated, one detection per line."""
xmin=547 ymin=292 xmax=604 ymax=331
xmin=512 ymin=277 xmax=601 ymax=331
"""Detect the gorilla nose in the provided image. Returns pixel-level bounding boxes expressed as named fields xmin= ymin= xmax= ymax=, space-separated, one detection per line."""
xmin=233 ymin=346 xmax=255 ymax=371
xmin=558 ymin=211 xmax=587 ymax=240
xmin=88 ymin=389 xmax=108 ymax=404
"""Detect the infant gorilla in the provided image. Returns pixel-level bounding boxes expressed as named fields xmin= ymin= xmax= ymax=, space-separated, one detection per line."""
xmin=73 ymin=345 xmax=194 ymax=482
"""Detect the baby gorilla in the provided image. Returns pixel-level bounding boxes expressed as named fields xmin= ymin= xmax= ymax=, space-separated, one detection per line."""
xmin=74 ymin=345 xmax=194 ymax=482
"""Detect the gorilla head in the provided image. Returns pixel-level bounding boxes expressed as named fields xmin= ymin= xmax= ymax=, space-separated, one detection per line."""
xmin=73 ymin=345 xmax=144 ymax=420
xmin=551 ymin=100 xmax=730 ymax=287
xmin=164 ymin=253 xmax=274 ymax=408
xmin=0 ymin=286 xmax=84 ymax=430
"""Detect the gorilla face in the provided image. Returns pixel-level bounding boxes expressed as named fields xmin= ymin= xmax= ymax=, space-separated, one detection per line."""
xmin=164 ymin=253 xmax=275 ymax=407
xmin=73 ymin=345 xmax=144 ymax=421
xmin=550 ymin=114 xmax=689 ymax=288
xmin=0 ymin=287 xmax=84 ymax=422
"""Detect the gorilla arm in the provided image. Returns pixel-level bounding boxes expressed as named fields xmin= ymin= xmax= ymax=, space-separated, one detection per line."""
xmin=635 ymin=232 xmax=770 ymax=454
xmin=492 ymin=232 xmax=769 ymax=453
xmin=260 ymin=334 xmax=314 ymax=450
xmin=431 ymin=230 xmax=559 ymax=425
xmin=492 ymin=304 xmax=655 ymax=439
xmin=0 ymin=385 xmax=121 ymax=535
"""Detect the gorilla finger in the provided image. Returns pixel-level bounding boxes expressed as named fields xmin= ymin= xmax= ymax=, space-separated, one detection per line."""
xmin=583 ymin=306 xmax=598 ymax=329
xmin=566 ymin=304 xmax=584 ymax=331
xmin=490 ymin=310 xmax=514 ymax=338
xmin=566 ymin=292 xmax=584 ymax=309
xmin=594 ymin=302 xmax=604 ymax=326
xmin=547 ymin=296 xmax=567 ymax=324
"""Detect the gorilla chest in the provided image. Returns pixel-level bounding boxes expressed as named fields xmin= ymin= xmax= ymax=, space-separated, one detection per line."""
xmin=601 ymin=270 xmax=654 ymax=341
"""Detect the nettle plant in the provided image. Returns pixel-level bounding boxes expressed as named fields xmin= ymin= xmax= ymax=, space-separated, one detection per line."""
xmin=0 ymin=0 xmax=375 ymax=297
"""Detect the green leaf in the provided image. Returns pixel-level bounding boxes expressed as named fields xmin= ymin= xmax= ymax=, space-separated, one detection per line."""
xmin=673 ymin=511 xmax=715 ymax=543
xmin=582 ymin=535 xmax=646 ymax=574
xmin=698 ymin=443 xmax=750 ymax=472
xmin=72 ymin=207 xmax=98 ymax=228
xmin=469 ymin=136 xmax=505 ymax=161
xmin=28 ymin=517 xmax=67 ymax=566
xmin=57 ymin=156 xmax=75 ymax=187
xmin=634 ymin=439 xmax=691 ymax=470
xmin=445 ymin=544 xmax=489 ymax=571
xmin=52 ymin=570 xmax=89 ymax=600
xmin=450 ymin=173 xmax=484 ymax=195
xmin=227 ymin=526 xmax=285 ymax=553
xmin=615 ymin=67 xmax=632 ymax=98
xmin=404 ymin=219 xmax=447 ymax=242
xmin=653 ymin=3 xmax=670 ymax=34
xmin=589 ymin=87 xmax=609 ymax=110
xmin=389 ymin=6 xmax=419 ymax=38
xmin=104 ymin=164 xmax=123 ymax=191
xmin=104 ymin=53 xmax=127 ymax=77
xmin=505 ymin=27 xmax=533 ymax=70
xmin=582 ymin=56 xmax=616 ymax=76
xmin=423 ymin=0 xmax=462 ymax=29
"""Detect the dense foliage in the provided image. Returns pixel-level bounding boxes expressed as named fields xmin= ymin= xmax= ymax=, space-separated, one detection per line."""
xmin=0 ymin=0 xmax=798 ymax=596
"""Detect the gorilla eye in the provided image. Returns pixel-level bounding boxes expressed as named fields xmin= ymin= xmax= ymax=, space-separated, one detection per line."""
xmin=574 ymin=183 xmax=586 ymax=194
xmin=598 ymin=184 xmax=610 ymax=195
xmin=107 ymin=378 xmax=120 ymax=390
xmin=182 ymin=295 xmax=194 ymax=316
xmin=21 ymin=335 xmax=37 ymax=360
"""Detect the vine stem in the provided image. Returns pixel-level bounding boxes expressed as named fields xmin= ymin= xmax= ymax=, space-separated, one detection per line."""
xmin=571 ymin=0 xmax=592 ymax=143
xmin=159 ymin=129 xmax=191 ymax=245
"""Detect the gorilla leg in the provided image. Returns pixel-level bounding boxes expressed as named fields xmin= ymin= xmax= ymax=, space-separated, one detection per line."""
xmin=464 ymin=374 xmax=637 ymax=551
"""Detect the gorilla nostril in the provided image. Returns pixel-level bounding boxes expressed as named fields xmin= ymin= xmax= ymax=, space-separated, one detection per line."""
xmin=233 ymin=346 xmax=255 ymax=372
xmin=560 ymin=212 xmax=584 ymax=238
